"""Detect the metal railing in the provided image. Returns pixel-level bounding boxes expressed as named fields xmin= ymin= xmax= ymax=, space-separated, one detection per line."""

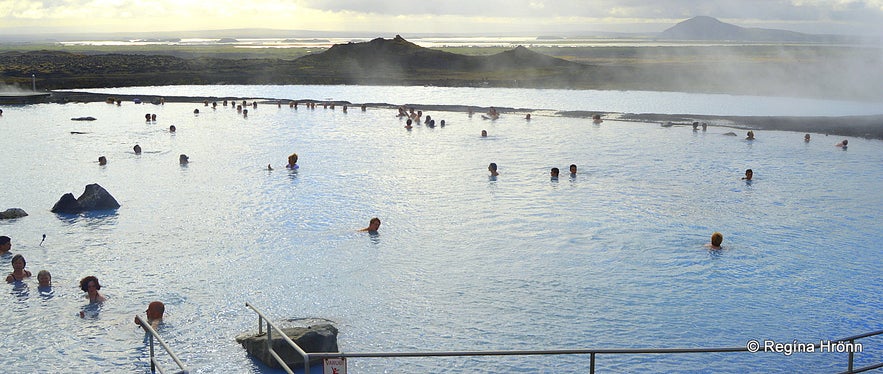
xmin=244 ymin=303 xmax=882 ymax=374
xmin=245 ymin=302 xmax=312 ymax=374
xmin=135 ymin=315 xmax=189 ymax=374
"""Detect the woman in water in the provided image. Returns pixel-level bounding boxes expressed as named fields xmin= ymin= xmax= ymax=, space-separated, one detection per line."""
xmin=6 ymin=254 xmax=32 ymax=282
xmin=80 ymin=276 xmax=106 ymax=303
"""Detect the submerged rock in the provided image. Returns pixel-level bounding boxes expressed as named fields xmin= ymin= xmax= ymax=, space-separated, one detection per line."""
xmin=51 ymin=184 xmax=120 ymax=213
xmin=236 ymin=324 xmax=339 ymax=368
xmin=0 ymin=208 xmax=28 ymax=219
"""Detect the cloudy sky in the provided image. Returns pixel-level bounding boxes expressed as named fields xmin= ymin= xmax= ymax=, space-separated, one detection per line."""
xmin=2 ymin=0 xmax=882 ymax=36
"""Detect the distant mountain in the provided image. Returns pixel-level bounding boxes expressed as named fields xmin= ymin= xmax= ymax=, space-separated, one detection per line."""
xmin=660 ymin=16 xmax=822 ymax=42
xmin=293 ymin=35 xmax=582 ymax=74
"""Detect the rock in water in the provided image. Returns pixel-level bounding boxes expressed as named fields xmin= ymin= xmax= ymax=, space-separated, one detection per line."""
xmin=51 ymin=184 xmax=121 ymax=213
xmin=51 ymin=193 xmax=81 ymax=213
xmin=235 ymin=324 xmax=339 ymax=368
xmin=76 ymin=183 xmax=121 ymax=210
xmin=0 ymin=208 xmax=29 ymax=219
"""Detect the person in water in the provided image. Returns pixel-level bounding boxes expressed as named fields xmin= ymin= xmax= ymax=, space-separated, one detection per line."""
xmin=98 ymin=156 xmax=107 ymax=165
xmin=550 ymin=167 xmax=559 ymax=179
xmin=836 ymin=139 xmax=848 ymax=148
xmin=746 ymin=131 xmax=755 ymax=140
xmin=804 ymin=134 xmax=811 ymax=142
xmin=135 ymin=301 xmax=165 ymax=329
xmin=481 ymin=130 xmax=487 ymax=137
xmin=133 ymin=144 xmax=142 ymax=155
xmin=37 ymin=270 xmax=51 ymax=289
xmin=179 ymin=154 xmax=189 ymax=165
xmin=6 ymin=254 xmax=32 ymax=282
xmin=742 ymin=169 xmax=753 ymax=181
xmin=0 ymin=235 xmax=11 ymax=255
xmin=569 ymin=164 xmax=577 ymax=177
xmin=80 ymin=275 xmax=106 ymax=303
xmin=488 ymin=163 xmax=499 ymax=177
xmin=706 ymin=232 xmax=724 ymax=249
xmin=359 ymin=217 xmax=381 ymax=232
xmin=286 ymin=153 xmax=299 ymax=169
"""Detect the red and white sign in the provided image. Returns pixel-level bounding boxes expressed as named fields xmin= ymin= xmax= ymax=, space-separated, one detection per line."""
xmin=323 ymin=357 xmax=346 ymax=374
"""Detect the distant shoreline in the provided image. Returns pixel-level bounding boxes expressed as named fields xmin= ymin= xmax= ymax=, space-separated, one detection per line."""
xmin=40 ymin=90 xmax=883 ymax=140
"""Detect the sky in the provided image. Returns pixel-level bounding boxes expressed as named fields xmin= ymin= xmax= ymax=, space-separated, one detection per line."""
xmin=2 ymin=0 xmax=883 ymax=37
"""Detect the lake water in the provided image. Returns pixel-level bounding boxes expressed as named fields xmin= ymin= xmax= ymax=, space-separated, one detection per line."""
xmin=1 ymin=86 xmax=882 ymax=373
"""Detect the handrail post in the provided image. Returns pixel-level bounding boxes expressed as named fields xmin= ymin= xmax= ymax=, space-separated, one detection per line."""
xmin=590 ymin=352 xmax=595 ymax=374
xmin=258 ymin=314 xmax=263 ymax=335
xmin=149 ymin=333 xmax=156 ymax=373
xmin=136 ymin=314 xmax=189 ymax=373
xmin=847 ymin=338 xmax=854 ymax=373
xmin=266 ymin=320 xmax=273 ymax=362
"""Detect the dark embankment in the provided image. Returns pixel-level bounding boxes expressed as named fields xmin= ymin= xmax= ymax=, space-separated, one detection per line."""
xmin=5 ymin=35 xmax=883 ymax=101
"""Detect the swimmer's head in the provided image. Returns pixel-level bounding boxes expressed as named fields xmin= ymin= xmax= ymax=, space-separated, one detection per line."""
xmin=488 ymin=163 xmax=497 ymax=171
xmin=37 ymin=270 xmax=51 ymax=286
xmin=288 ymin=153 xmax=298 ymax=166
xmin=711 ymin=232 xmax=723 ymax=247
xmin=842 ymin=139 xmax=848 ymax=145
xmin=146 ymin=301 xmax=165 ymax=320
xmin=80 ymin=276 xmax=101 ymax=292
xmin=481 ymin=130 xmax=487 ymax=137
xmin=366 ymin=217 xmax=381 ymax=231
xmin=11 ymin=254 xmax=26 ymax=268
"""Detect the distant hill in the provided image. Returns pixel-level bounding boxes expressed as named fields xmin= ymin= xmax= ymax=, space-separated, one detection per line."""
xmin=293 ymin=35 xmax=582 ymax=74
xmin=660 ymin=16 xmax=824 ymax=42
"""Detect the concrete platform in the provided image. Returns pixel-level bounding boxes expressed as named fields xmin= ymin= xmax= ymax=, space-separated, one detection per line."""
xmin=0 ymin=92 xmax=52 ymax=104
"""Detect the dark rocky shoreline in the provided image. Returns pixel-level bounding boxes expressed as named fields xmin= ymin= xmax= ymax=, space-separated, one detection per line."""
xmin=44 ymin=90 xmax=883 ymax=140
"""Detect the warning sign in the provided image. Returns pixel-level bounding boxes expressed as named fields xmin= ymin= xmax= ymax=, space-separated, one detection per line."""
xmin=323 ymin=357 xmax=346 ymax=374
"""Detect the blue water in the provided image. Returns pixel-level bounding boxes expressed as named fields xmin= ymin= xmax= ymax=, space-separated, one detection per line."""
xmin=1 ymin=87 xmax=882 ymax=373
